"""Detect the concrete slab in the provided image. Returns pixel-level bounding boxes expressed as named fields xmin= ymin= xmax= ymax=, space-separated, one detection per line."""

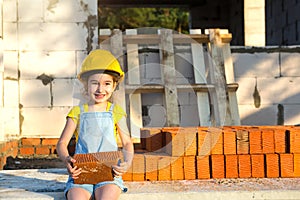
xmin=1 ymin=169 xmax=300 ymax=200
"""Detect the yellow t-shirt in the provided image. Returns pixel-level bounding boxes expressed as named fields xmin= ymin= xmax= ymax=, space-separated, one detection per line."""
xmin=67 ymin=102 xmax=126 ymax=142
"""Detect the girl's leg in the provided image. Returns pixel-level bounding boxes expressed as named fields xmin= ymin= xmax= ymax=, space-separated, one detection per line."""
xmin=67 ymin=187 xmax=92 ymax=200
xmin=94 ymin=184 xmax=121 ymax=200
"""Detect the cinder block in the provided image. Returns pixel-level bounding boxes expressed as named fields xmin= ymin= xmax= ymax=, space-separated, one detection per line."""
xmin=158 ymin=154 xmax=171 ymax=181
xmin=249 ymin=129 xmax=262 ymax=154
xmin=236 ymin=129 xmax=249 ymax=154
xmin=266 ymin=154 xmax=279 ymax=178
xmin=280 ymin=154 xmax=294 ymax=178
xmin=262 ymin=129 xmax=275 ymax=154
xmin=145 ymin=154 xmax=158 ymax=181
xmin=274 ymin=129 xmax=286 ymax=153
xmin=163 ymin=127 xmax=185 ymax=156
xmin=132 ymin=153 xmax=145 ymax=181
xmin=170 ymin=157 xmax=184 ymax=180
xmin=184 ymin=156 xmax=196 ymax=180
xmin=223 ymin=130 xmax=236 ymax=155
xmin=211 ymin=155 xmax=225 ymax=178
xmin=290 ymin=129 xmax=300 ymax=153
xmin=225 ymin=155 xmax=238 ymax=178
xmin=238 ymin=155 xmax=251 ymax=178
xmin=196 ymin=155 xmax=210 ymax=179
xmin=251 ymin=154 xmax=265 ymax=178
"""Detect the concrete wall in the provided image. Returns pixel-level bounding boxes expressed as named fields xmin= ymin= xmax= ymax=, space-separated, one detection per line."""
xmin=2 ymin=0 xmax=98 ymax=140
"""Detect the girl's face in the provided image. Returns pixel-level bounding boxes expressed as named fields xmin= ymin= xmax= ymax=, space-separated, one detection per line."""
xmin=87 ymin=73 xmax=116 ymax=104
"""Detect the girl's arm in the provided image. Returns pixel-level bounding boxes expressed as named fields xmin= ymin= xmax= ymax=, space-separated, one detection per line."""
xmin=56 ymin=117 xmax=81 ymax=178
xmin=113 ymin=116 xmax=134 ymax=176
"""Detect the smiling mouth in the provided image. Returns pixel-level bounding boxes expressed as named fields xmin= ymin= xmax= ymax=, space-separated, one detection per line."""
xmin=94 ymin=93 xmax=105 ymax=99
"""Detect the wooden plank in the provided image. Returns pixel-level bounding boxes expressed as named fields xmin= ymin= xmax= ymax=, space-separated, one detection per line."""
xmin=125 ymin=83 xmax=238 ymax=94
xmin=221 ymin=29 xmax=241 ymax=125
xmin=190 ymin=29 xmax=211 ymax=126
xmin=159 ymin=29 xmax=179 ymax=126
xmin=109 ymin=29 xmax=127 ymax=123
xmin=99 ymin=34 xmax=232 ymax=45
xmin=126 ymin=29 xmax=143 ymax=143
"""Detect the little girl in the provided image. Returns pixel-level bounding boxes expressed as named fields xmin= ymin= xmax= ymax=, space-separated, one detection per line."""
xmin=56 ymin=49 xmax=134 ymax=200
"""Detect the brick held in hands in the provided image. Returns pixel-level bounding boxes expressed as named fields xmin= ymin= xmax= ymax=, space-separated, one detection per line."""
xmin=73 ymin=151 xmax=123 ymax=184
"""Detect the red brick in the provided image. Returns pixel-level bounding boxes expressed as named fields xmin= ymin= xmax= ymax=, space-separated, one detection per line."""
xmin=141 ymin=128 xmax=163 ymax=152
xmin=209 ymin=128 xmax=223 ymax=155
xmin=266 ymin=154 xmax=279 ymax=178
xmin=19 ymin=147 xmax=34 ymax=155
xmin=225 ymin=155 xmax=238 ymax=178
xmin=251 ymin=154 xmax=265 ymax=178
xmin=238 ymin=155 xmax=251 ymax=178
xmin=262 ymin=129 xmax=275 ymax=154
xmin=223 ymin=131 xmax=236 ymax=155
xmin=36 ymin=146 xmax=50 ymax=155
xmin=164 ymin=127 xmax=185 ymax=156
xmin=132 ymin=153 xmax=145 ymax=181
xmin=170 ymin=156 xmax=184 ymax=180
xmin=211 ymin=155 xmax=225 ymax=178
xmin=184 ymin=156 xmax=196 ymax=180
xmin=196 ymin=155 xmax=210 ymax=179
xmin=274 ymin=129 xmax=286 ymax=153
xmin=145 ymin=154 xmax=158 ymax=181
xmin=198 ymin=128 xmax=211 ymax=156
xmin=122 ymin=163 xmax=133 ymax=181
xmin=183 ymin=127 xmax=198 ymax=156
xmin=21 ymin=138 xmax=41 ymax=146
xmin=41 ymin=138 xmax=59 ymax=146
xmin=280 ymin=154 xmax=294 ymax=178
xmin=249 ymin=129 xmax=262 ymax=154
xmin=290 ymin=129 xmax=300 ymax=153
xmin=294 ymin=154 xmax=300 ymax=177
xmin=158 ymin=155 xmax=171 ymax=181
xmin=236 ymin=130 xmax=249 ymax=154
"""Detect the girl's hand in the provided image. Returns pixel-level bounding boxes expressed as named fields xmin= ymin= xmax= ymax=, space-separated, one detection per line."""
xmin=112 ymin=160 xmax=130 ymax=177
xmin=65 ymin=156 xmax=82 ymax=179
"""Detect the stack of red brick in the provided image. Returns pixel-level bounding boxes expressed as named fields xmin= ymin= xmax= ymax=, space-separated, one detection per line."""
xmin=122 ymin=126 xmax=300 ymax=181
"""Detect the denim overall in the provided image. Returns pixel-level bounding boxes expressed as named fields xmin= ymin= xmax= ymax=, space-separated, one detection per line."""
xmin=64 ymin=104 xmax=127 ymax=197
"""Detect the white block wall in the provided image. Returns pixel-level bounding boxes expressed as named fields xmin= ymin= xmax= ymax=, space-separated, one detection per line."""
xmin=1 ymin=0 xmax=98 ymax=140
xmin=1 ymin=0 xmax=300 ymax=141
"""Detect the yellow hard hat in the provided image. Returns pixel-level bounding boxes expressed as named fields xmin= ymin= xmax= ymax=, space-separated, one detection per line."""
xmin=78 ymin=49 xmax=124 ymax=82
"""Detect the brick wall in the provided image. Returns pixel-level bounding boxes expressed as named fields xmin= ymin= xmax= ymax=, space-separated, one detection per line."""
xmin=1 ymin=126 xmax=300 ymax=182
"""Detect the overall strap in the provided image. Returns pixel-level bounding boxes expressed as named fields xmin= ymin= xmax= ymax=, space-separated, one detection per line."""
xmin=109 ymin=103 xmax=114 ymax=112
xmin=80 ymin=104 xmax=85 ymax=113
